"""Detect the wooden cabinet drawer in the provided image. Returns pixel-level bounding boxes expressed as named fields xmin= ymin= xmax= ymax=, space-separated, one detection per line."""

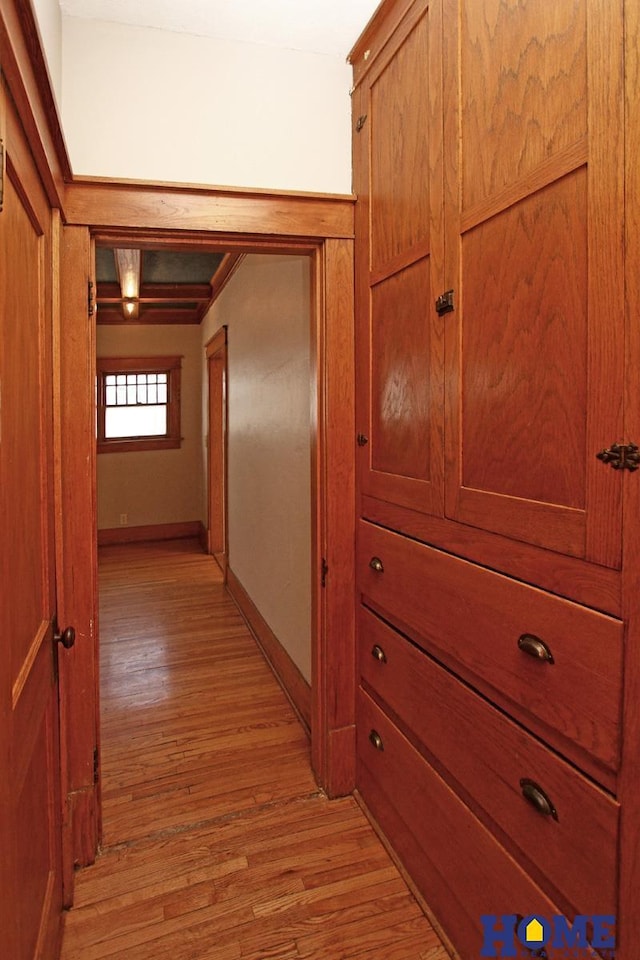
xmin=357 ymin=689 xmax=583 ymax=960
xmin=359 ymin=606 xmax=619 ymax=917
xmin=358 ymin=521 xmax=623 ymax=784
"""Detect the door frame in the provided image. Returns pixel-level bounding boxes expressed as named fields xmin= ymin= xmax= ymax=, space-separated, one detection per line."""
xmin=57 ymin=183 xmax=356 ymax=887
xmin=205 ymin=324 xmax=229 ymax=574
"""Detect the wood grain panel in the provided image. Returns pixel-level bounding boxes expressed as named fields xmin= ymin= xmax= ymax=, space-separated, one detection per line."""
xmin=361 ymin=494 xmax=622 ymax=615
xmin=57 ymin=225 xmax=100 ymax=890
xmin=370 ymin=10 xmax=430 ymax=272
xmin=371 ymin=258 xmax=432 ymax=481
xmin=1 ymin=78 xmax=63 ymax=960
xmin=63 ymin=180 xmax=354 ymax=239
xmin=444 ymin=0 xmax=625 ymax=568
xmin=359 ymin=607 xmax=619 ymax=917
xmin=461 ymin=0 xmax=587 ymax=210
xmin=357 ymin=690 xmax=571 ymax=960
xmin=460 ymin=170 xmax=587 ymax=509
xmin=358 ymin=520 xmax=622 ymax=787
xmin=618 ymin=1 xmax=640 ymax=955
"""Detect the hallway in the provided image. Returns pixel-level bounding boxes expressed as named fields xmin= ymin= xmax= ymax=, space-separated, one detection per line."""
xmin=60 ymin=540 xmax=448 ymax=959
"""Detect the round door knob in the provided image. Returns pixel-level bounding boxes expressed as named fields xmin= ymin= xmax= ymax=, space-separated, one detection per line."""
xmin=369 ymin=729 xmax=384 ymax=751
xmin=55 ymin=625 xmax=76 ymax=649
xmin=369 ymin=556 xmax=384 ymax=573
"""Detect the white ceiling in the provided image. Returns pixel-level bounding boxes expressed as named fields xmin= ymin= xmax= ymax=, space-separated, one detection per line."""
xmin=58 ymin=0 xmax=382 ymax=58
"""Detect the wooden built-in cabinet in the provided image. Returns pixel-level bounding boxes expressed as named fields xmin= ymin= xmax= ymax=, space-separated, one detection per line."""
xmin=350 ymin=1 xmax=636 ymax=957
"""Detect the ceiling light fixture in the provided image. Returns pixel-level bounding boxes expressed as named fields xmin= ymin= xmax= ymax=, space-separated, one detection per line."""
xmin=115 ymin=248 xmax=141 ymax=320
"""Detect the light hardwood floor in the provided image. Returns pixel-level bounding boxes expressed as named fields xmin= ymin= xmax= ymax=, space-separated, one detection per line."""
xmin=60 ymin=539 xmax=448 ymax=959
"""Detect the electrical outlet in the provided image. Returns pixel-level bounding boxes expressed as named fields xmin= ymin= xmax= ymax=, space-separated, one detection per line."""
xmin=119 ymin=513 xmax=128 ymax=525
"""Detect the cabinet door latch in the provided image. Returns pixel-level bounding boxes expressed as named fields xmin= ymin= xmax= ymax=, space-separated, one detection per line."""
xmin=435 ymin=289 xmax=454 ymax=316
xmin=596 ymin=442 xmax=640 ymax=472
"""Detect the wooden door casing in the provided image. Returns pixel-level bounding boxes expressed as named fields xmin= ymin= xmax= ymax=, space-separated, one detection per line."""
xmin=0 ymin=78 xmax=63 ymax=959
xmin=355 ymin=0 xmax=445 ymax=518
xmin=206 ymin=325 xmax=228 ymax=573
xmin=443 ymin=0 xmax=625 ymax=567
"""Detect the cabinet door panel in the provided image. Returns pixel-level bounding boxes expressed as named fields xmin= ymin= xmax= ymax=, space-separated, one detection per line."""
xmin=356 ymin=1 xmax=444 ymax=517
xmin=444 ymin=0 xmax=624 ymax=566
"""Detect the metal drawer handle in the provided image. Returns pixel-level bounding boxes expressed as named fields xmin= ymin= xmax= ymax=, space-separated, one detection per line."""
xmin=518 ymin=633 xmax=554 ymax=664
xmin=369 ymin=556 xmax=384 ymax=573
xmin=369 ymin=729 xmax=384 ymax=751
xmin=371 ymin=644 xmax=387 ymax=664
xmin=520 ymin=778 xmax=558 ymax=821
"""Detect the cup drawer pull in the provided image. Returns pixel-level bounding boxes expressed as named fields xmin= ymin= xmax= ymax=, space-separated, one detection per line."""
xmin=369 ymin=556 xmax=384 ymax=573
xmin=371 ymin=644 xmax=387 ymax=663
xmin=518 ymin=633 xmax=554 ymax=664
xmin=369 ymin=729 xmax=384 ymax=751
xmin=520 ymin=778 xmax=558 ymax=821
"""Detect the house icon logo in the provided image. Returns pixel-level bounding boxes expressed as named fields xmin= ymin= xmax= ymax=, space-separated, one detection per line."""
xmin=479 ymin=913 xmax=616 ymax=957
xmin=524 ymin=916 xmax=545 ymax=947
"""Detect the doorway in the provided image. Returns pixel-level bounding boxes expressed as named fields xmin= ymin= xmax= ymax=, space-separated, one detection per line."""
xmin=57 ymin=198 xmax=356 ymax=894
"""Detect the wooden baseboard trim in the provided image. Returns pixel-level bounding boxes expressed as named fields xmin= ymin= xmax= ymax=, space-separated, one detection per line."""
xmin=98 ymin=521 xmax=204 ymax=546
xmin=226 ymin=566 xmax=311 ymax=735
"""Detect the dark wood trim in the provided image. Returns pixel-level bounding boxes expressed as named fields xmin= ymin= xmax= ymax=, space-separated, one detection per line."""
xmin=96 ymin=354 xmax=182 ymax=453
xmin=311 ymin=239 xmax=356 ymax=797
xmin=208 ymin=253 xmax=244 ymax=304
xmin=205 ymin=324 xmax=228 ymax=358
xmin=226 ymin=567 xmax=312 ymax=735
xmin=0 ymin=0 xmax=71 ymax=209
xmin=619 ymin=2 xmax=640 ymax=953
xmin=63 ymin=179 xmax=355 ymax=239
xmin=56 ymin=225 xmax=100 ymax=893
xmin=206 ymin=326 xmax=228 ymax=572
xmin=98 ymin=521 xmax=204 ymax=546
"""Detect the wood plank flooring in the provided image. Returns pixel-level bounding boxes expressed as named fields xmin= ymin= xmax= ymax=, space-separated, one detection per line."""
xmin=60 ymin=539 xmax=449 ymax=960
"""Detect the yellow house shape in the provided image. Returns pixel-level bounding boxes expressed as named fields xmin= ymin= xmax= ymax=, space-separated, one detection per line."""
xmin=525 ymin=918 xmax=545 ymax=944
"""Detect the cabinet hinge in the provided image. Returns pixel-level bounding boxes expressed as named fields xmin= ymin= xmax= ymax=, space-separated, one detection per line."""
xmin=88 ymin=280 xmax=95 ymax=318
xmin=435 ymin=289 xmax=454 ymax=316
xmin=0 ymin=139 xmax=4 ymax=213
xmin=321 ymin=558 xmax=329 ymax=588
xmin=93 ymin=746 xmax=99 ymax=785
xmin=355 ymin=114 xmax=368 ymax=133
xmin=596 ymin=442 xmax=640 ymax=472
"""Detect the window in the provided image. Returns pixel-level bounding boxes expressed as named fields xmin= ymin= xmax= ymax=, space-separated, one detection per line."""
xmin=97 ymin=356 xmax=182 ymax=453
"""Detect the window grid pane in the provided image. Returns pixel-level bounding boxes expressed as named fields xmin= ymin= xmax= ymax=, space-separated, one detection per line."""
xmin=102 ymin=368 xmax=174 ymax=442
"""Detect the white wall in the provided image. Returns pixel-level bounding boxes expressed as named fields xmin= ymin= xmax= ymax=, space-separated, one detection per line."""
xmin=61 ymin=16 xmax=354 ymax=193
xmin=97 ymin=324 xmax=203 ymax=530
xmin=201 ymin=255 xmax=312 ymax=681
xmin=31 ymin=0 xmax=63 ymax=107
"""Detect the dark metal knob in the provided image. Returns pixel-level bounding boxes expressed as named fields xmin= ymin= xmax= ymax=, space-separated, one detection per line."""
xmin=369 ymin=729 xmax=384 ymax=751
xmin=369 ymin=556 xmax=384 ymax=573
xmin=517 ymin=633 xmax=554 ymax=664
xmin=371 ymin=644 xmax=387 ymax=664
xmin=520 ymin=779 xmax=558 ymax=821
xmin=55 ymin=625 xmax=76 ymax=649
xmin=357 ymin=434 xmax=369 ymax=446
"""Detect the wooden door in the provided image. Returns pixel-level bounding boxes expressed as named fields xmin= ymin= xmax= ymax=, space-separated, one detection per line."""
xmin=443 ymin=0 xmax=625 ymax=567
xmin=354 ymin=0 xmax=445 ymax=517
xmin=206 ymin=326 xmax=228 ymax=572
xmin=0 ymin=80 xmax=63 ymax=957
